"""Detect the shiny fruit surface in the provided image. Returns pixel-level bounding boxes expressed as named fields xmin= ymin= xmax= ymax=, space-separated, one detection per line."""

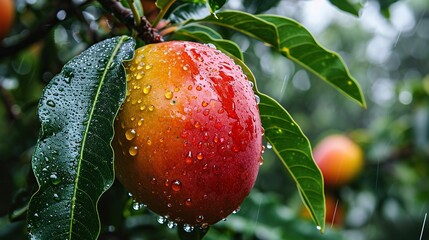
xmin=113 ymin=41 xmax=263 ymax=226
xmin=313 ymin=134 xmax=364 ymax=187
xmin=0 ymin=0 xmax=14 ymax=40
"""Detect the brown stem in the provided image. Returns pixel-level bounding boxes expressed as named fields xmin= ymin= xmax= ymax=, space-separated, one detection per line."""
xmin=97 ymin=0 xmax=163 ymax=43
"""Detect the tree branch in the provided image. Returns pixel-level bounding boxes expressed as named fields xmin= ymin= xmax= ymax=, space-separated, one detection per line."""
xmin=97 ymin=0 xmax=163 ymax=44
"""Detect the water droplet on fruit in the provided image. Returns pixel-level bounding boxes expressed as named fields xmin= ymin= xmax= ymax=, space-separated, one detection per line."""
xmin=145 ymin=64 xmax=152 ymax=70
xmin=254 ymin=94 xmax=260 ymax=104
xmin=167 ymin=220 xmax=177 ymax=229
xmin=196 ymin=215 xmax=204 ymax=223
xmin=232 ymin=207 xmax=241 ymax=214
xmin=201 ymin=101 xmax=208 ymax=107
xmin=203 ymin=109 xmax=210 ymax=116
xmin=231 ymin=145 xmax=240 ymax=152
xmin=136 ymin=73 xmax=143 ymax=80
xmin=128 ymin=146 xmax=138 ymax=156
xmin=183 ymin=224 xmax=194 ymax=232
xmin=185 ymin=151 xmax=193 ymax=164
xmin=125 ymin=129 xmax=136 ymax=140
xmin=140 ymin=105 xmax=146 ymax=111
xmin=196 ymin=152 xmax=204 ymax=160
xmin=46 ymin=100 xmax=56 ymax=107
xmin=171 ymin=180 xmax=182 ymax=192
xmin=201 ymin=223 xmax=209 ymax=229
xmin=164 ymin=90 xmax=173 ymax=100
xmin=138 ymin=118 xmax=144 ymax=126
xmin=143 ymin=84 xmax=152 ymax=94
xmin=249 ymin=81 xmax=254 ymax=88
xmin=266 ymin=142 xmax=272 ymax=149
xmin=259 ymin=157 xmax=264 ymax=166
xmin=194 ymin=121 xmax=201 ymax=129
xmin=148 ymin=105 xmax=155 ymax=111
xmin=206 ymin=43 xmax=216 ymax=49
xmin=147 ymin=138 xmax=152 ymax=146
xmin=182 ymin=65 xmax=189 ymax=71
xmin=157 ymin=216 xmax=167 ymax=224
xmin=151 ymin=177 xmax=157 ymax=185
xmin=185 ymin=198 xmax=192 ymax=206
xmin=196 ymin=85 xmax=202 ymax=91
xmin=132 ymin=201 xmax=143 ymax=210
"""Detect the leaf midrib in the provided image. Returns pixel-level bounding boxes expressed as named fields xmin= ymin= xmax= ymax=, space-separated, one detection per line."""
xmin=68 ymin=36 xmax=127 ymax=239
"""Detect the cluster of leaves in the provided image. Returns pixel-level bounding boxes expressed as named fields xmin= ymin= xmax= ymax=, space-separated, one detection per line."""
xmin=0 ymin=0 xmax=370 ymax=239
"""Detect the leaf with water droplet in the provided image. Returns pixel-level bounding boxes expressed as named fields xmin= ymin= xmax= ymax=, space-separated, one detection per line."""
xmin=27 ymin=36 xmax=135 ymax=240
xmin=232 ymin=55 xmax=326 ymax=233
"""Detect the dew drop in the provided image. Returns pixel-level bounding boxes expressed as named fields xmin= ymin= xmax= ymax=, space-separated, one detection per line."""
xmin=46 ymin=100 xmax=56 ymax=107
xmin=185 ymin=151 xmax=193 ymax=164
xmin=183 ymin=224 xmax=194 ymax=232
xmin=171 ymin=180 xmax=182 ymax=192
xmin=316 ymin=225 xmax=322 ymax=231
xmin=125 ymin=129 xmax=136 ymax=140
xmin=145 ymin=64 xmax=152 ymax=70
xmin=53 ymin=193 xmax=60 ymax=201
xmin=249 ymin=81 xmax=254 ymax=88
xmin=196 ymin=85 xmax=202 ymax=91
xmin=34 ymin=213 xmax=39 ymax=217
xmin=164 ymin=90 xmax=173 ymax=100
xmin=151 ymin=177 xmax=157 ymax=185
xmin=157 ymin=216 xmax=167 ymax=224
xmin=136 ymin=73 xmax=143 ymax=80
xmin=259 ymin=157 xmax=264 ymax=166
xmin=138 ymin=118 xmax=144 ymax=126
xmin=266 ymin=142 xmax=273 ymax=149
xmin=206 ymin=43 xmax=216 ymax=49
xmin=132 ymin=201 xmax=143 ymax=210
xmin=201 ymin=223 xmax=209 ymax=229
xmin=232 ymin=206 xmax=240 ymax=214
xmin=201 ymin=101 xmax=208 ymax=107
xmin=143 ymin=84 xmax=152 ymax=94
xmin=167 ymin=220 xmax=177 ymax=229
xmin=196 ymin=215 xmax=204 ymax=223
xmin=185 ymin=198 xmax=192 ymax=206
xmin=182 ymin=65 xmax=189 ymax=71
xmin=128 ymin=146 xmax=138 ymax=156
xmin=196 ymin=152 xmax=204 ymax=160
xmin=50 ymin=173 xmax=61 ymax=185
xmin=148 ymin=105 xmax=155 ymax=111
xmin=254 ymin=94 xmax=260 ymax=104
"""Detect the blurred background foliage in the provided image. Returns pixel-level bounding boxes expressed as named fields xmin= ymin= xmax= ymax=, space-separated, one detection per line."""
xmin=1 ymin=0 xmax=428 ymax=239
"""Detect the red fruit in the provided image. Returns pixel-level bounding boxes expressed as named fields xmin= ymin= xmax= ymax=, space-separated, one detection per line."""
xmin=0 ymin=0 xmax=15 ymax=40
xmin=113 ymin=41 xmax=263 ymax=226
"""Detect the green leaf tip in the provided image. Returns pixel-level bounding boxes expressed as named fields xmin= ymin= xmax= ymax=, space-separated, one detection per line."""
xmin=27 ymin=36 xmax=135 ymax=240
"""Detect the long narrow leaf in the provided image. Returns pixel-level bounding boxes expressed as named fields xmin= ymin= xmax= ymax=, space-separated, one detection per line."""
xmin=193 ymin=10 xmax=366 ymax=107
xmin=27 ymin=36 xmax=135 ymax=240
xmin=232 ymin=56 xmax=326 ymax=232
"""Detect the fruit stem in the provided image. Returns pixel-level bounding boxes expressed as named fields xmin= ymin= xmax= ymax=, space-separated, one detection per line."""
xmin=152 ymin=0 xmax=176 ymax=28
xmin=127 ymin=0 xmax=141 ymax=26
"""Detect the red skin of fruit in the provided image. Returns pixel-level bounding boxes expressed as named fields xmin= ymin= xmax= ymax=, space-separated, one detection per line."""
xmin=0 ymin=0 xmax=14 ymax=40
xmin=113 ymin=41 xmax=263 ymax=226
xmin=313 ymin=134 xmax=364 ymax=187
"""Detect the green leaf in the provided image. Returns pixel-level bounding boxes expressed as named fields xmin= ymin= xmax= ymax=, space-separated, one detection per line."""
xmin=328 ymin=0 xmax=362 ymax=16
xmin=174 ymin=23 xmax=243 ymax=60
xmin=27 ymin=36 xmax=135 ymax=240
xmin=194 ymin=10 xmax=366 ymax=107
xmin=168 ymin=2 xmax=210 ymax=23
xmin=258 ymin=94 xmax=325 ymax=232
xmin=155 ymin=0 xmax=172 ymax=9
xmin=230 ymin=56 xmax=326 ymax=233
xmin=208 ymin=0 xmax=226 ymax=13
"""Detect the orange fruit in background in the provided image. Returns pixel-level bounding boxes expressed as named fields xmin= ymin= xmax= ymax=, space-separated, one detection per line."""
xmin=0 ymin=0 xmax=15 ymax=40
xmin=113 ymin=41 xmax=263 ymax=227
xmin=313 ymin=134 xmax=364 ymax=187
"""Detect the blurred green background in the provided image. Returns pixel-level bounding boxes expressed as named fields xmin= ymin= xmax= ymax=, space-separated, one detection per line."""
xmin=1 ymin=0 xmax=428 ymax=239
